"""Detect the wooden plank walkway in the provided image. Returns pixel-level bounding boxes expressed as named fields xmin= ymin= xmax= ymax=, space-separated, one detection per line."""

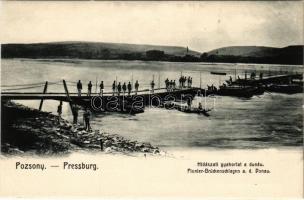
xmin=1 ymin=87 xmax=200 ymax=101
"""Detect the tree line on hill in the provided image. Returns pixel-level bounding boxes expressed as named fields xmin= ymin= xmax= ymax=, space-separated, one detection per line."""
xmin=2 ymin=44 xmax=303 ymax=65
xmin=145 ymin=50 xmax=303 ymax=65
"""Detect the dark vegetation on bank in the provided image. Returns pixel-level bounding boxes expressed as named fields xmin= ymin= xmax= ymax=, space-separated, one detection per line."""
xmin=1 ymin=42 xmax=303 ymax=65
xmin=1 ymin=101 xmax=160 ymax=155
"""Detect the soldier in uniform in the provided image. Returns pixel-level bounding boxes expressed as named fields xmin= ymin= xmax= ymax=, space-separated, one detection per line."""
xmin=122 ymin=82 xmax=127 ymax=95
xmin=87 ymin=81 xmax=92 ymax=96
xmin=99 ymin=81 xmax=104 ymax=96
xmin=77 ymin=80 xmax=82 ymax=96
xmin=151 ymin=80 xmax=155 ymax=93
xmin=127 ymin=82 xmax=132 ymax=95
xmin=135 ymin=80 xmax=139 ymax=95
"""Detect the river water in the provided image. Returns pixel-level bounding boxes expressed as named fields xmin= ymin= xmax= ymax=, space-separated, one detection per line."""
xmin=1 ymin=59 xmax=303 ymax=149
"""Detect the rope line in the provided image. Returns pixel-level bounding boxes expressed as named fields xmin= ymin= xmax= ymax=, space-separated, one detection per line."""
xmin=1 ymin=82 xmax=46 ymax=87
xmin=1 ymin=80 xmax=163 ymax=91
xmin=1 ymin=85 xmax=45 ymax=91
xmin=1 ymin=81 xmax=61 ymax=87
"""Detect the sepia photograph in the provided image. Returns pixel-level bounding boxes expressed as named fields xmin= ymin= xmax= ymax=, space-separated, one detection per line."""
xmin=0 ymin=1 xmax=303 ymax=198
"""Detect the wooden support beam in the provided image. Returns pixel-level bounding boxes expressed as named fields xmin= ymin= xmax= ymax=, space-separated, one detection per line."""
xmin=63 ymin=80 xmax=72 ymax=101
xmin=38 ymin=81 xmax=48 ymax=111
xmin=62 ymin=79 xmax=74 ymax=112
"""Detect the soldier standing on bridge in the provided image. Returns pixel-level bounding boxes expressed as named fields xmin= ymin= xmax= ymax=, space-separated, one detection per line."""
xmin=112 ymin=81 xmax=116 ymax=96
xmin=182 ymin=76 xmax=186 ymax=88
xmin=99 ymin=81 xmax=104 ymax=96
xmin=179 ymin=77 xmax=182 ymax=88
xmin=165 ymin=78 xmax=169 ymax=91
xmin=77 ymin=80 xmax=82 ymax=96
xmin=57 ymin=101 xmax=63 ymax=124
xmin=117 ymin=82 xmax=122 ymax=96
xmin=151 ymin=80 xmax=155 ymax=93
xmin=122 ymin=82 xmax=127 ymax=95
xmin=127 ymin=81 xmax=132 ymax=95
xmin=87 ymin=81 xmax=93 ymax=96
xmin=229 ymin=76 xmax=233 ymax=83
xmin=251 ymin=72 xmax=256 ymax=80
xmin=135 ymin=80 xmax=139 ymax=95
xmin=259 ymin=72 xmax=263 ymax=80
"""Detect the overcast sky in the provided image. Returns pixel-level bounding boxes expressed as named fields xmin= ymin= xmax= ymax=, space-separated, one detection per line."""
xmin=1 ymin=1 xmax=303 ymax=52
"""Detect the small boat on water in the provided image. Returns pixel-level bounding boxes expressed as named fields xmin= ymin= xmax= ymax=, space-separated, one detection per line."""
xmin=163 ymin=101 xmax=211 ymax=117
xmin=266 ymin=84 xmax=303 ymax=94
xmin=176 ymin=107 xmax=211 ymax=117
xmin=210 ymin=71 xmax=227 ymax=75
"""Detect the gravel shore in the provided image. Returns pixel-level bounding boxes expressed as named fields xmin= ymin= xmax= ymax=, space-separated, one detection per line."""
xmin=1 ymin=101 xmax=161 ymax=156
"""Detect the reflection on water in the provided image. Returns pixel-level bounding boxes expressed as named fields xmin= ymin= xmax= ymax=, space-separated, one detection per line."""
xmin=2 ymin=59 xmax=303 ymax=149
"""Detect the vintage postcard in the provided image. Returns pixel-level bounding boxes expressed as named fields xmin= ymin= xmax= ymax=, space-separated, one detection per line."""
xmin=0 ymin=1 xmax=303 ymax=199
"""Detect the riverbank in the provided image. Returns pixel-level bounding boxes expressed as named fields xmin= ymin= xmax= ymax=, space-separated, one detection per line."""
xmin=1 ymin=100 xmax=161 ymax=156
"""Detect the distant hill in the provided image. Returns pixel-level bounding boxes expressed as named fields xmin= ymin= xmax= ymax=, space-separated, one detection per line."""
xmin=1 ymin=42 xmax=302 ymax=64
xmin=202 ymin=45 xmax=303 ymax=65
xmin=1 ymin=41 xmax=200 ymax=60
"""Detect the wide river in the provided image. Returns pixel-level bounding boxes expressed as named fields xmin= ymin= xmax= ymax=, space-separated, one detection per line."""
xmin=2 ymin=59 xmax=303 ymax=149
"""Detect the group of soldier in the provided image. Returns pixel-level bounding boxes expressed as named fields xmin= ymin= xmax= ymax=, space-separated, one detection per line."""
xmin=76 ymin=75 xmax=194 ymax=96
xmin=77 ymin=80 xmax=105 ymax=97
xmin=179 ymin=76 xmax=193 ymax=88
xmin=165 ymin=79 xmax=176 ymax=91
xmin=164 ymin=76 xmax=193 ymax=92
xmin=244 ymin=71 xmax=264 ymax=80
xmin=207 ymin=84 xmax=218 ymax=92
xmin=112 ymin=80 xmax=139 ymax=96
xmin=76 ymin=80 xmax=141 ymax=96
